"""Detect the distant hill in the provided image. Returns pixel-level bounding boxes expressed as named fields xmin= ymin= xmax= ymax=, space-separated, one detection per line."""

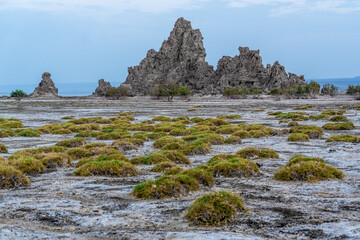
xmin=309 ymin=76 xmax=360 ymax=90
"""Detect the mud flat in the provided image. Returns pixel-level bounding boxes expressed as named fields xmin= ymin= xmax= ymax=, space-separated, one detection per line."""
xmin=0 ymin=95 xmax=359 ymax=239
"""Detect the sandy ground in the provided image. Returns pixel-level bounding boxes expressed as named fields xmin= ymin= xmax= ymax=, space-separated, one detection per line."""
xmin=0 ymin=95 xmax=359 ymax=240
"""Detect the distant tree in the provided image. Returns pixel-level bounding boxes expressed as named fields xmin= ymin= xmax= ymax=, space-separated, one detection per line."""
xmin=10 ymin=89 xmax=27 ymax=100
xmin=347 ymin=85 xmax=360 ymax=95
xmin=179 ymin=85 xmax=191 ymax=98
xmin=152 ymin=83 xmax=191 ymax=101
xmin=223 ymin=87 xmax=240 ymax=98
xmin=309 ymin=81 xmax=321 ymax=95
xmin=321 ymin=83 xmax=338 ymax=96
xmin=269 ymin=88 xmax=285 ymax=95
xmin=105 ymin=86 xmax=129 ymax=99
xmin=249 ymin=87 xmax=262 ymax=95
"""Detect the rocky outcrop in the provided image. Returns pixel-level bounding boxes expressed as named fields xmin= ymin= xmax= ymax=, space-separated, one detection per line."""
xmin=122 ymin=17 xmax=306 ymax=95
xmin=122 ymin=17 xmax=215 ymax=95
xmin=30 ymin=72 xmax=58 ymax=98
xmin=213 ymin=48 xmax=306 ymax=92
xmin=93 ymin=79 xmax=112 ymax=96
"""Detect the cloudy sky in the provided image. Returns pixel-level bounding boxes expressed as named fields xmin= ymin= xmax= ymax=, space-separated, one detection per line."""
xmin=1 ymin=0 xmax=359 ymax=87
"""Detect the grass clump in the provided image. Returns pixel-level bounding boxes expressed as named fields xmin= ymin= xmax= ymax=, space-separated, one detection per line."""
xmin=76 ymin=153 xmax=128 ymax=167
xmin=185 ymin=191 xmax=247 ymax=226
xmin=326 ymin=134 xmax=360 ymax=143
xmin=0 ymin=144 xmax=8 ymax=153
xmin=61 ymin=116 xmax=74 ymax=120
xmin=215 ymin=125 xmax=242 ymax=134
xmin=274 ymin=155 xmax=344 ymax=182
xmin=16 ymin=129 xmax=41 ymax=138
xmin=131 ymin=150 xmax=190 ymax=165
xmin=0 ymin=165 xmax=31 ymax=189
xmin=74 ymin=160 xmax=140 ymax=177
xmin=152 ymin=116 xmax=171 ymax=122
xmin=273 ymin=112 xmax=308 ymax=121
xmin=287 ymin=133 xmax=310 ymax=142
xmin=35 ymin=152 xmax=72 ymax=168
xmin=0 ymin=128 xmax=16 ymax=138
xmin=322 ymin=122 xmax=356 ymax=130
xmin=56 ymin=138 xmax=87 ymax=148
xmin=131 ymin=174 xmax=200 ymax=199
xmin=112 ymin=140 xmax=138 ymax=151
xmin=322 ymin=110 xmax=345 ymax=116
xmin=288 ymin=121 xmax=299 ymax=127
xmin=293 ymin=105 xmax=314 ymax=110
xmin=8 ymin=156 xmax=46 ymax=175
xmin=0 ymin=118 xmax=24 ymax=129
xmin=206 ymin=155 xmax=260 ymax=178
xmin=290 ymin=125 xmax=323 ymax=138
xmin=164 ymin=166 xmax=186 ymax=175
xmin=169 ymin=128 xmax=191 ymax=136
xmin=236 ymin=147 xmax=279 ymax=159
xmin=329 ymin=115 xmax=349 ymax=122
xmin=151 ymin=161 xmax=176 ymax=173
xmin=224 ymin=136 xmax=242 ymax=144
xmin=225 ymin=114 xmax=242 ymax=120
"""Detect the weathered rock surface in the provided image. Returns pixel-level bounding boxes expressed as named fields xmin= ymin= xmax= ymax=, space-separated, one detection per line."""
xmin=213 ymin=48 xmax=306 ymax=93
xmin=122 ymin=18 xmax=306 ymax=95
xmin=122 ymin=17 xmax=215 ymax=95
xmin=30 ymin=72 xmax=58 ymax=98
xmin=93 ymin=79 xmax=112 ymax=96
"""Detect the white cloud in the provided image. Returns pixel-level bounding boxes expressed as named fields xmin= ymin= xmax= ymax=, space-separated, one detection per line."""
xmin=223 ymin=0 xmax=360 ymax=15
xmin=0 ymin=0 xmax=207 ymax=14
xmin=1 ymin=0 xmax=359 ymax=15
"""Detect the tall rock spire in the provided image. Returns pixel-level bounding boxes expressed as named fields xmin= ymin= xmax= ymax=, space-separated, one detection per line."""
xmin=122 ymin=17 xmax=215 ymax=95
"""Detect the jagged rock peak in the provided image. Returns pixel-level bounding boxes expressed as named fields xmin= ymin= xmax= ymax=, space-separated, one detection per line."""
xmin=122 ymin=17 xmax=214 ymax=96
xmin=213 ymin=46 xmax=306 ymax=92
xmin=93 ymin=79 xmax=112 ymax=96
xmin=30 ymin=72 xmax=58 ymax=98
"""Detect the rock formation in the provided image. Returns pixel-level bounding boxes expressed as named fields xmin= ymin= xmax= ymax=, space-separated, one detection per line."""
xmin=213 ymin=48 xmax=306 ymax=93
xmin=30 ymin=72 xmax=58 ymax=98
xmin=122 ymin=17 xmax=215 ymax=95
xmin=93 ymin=79 xmax=113 ymax=96
xmin=122 ymin=17 xmax=306 ymax=95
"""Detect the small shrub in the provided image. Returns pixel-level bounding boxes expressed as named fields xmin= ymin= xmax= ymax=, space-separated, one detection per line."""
xmin=185 ymin=191 xmax=247 ymax=226
xmin=0 ymin=165 xmax=31 ymax=189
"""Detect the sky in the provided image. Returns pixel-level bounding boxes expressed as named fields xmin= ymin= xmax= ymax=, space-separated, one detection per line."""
xmin=0 ymin=0 xmax=360 ymax=89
